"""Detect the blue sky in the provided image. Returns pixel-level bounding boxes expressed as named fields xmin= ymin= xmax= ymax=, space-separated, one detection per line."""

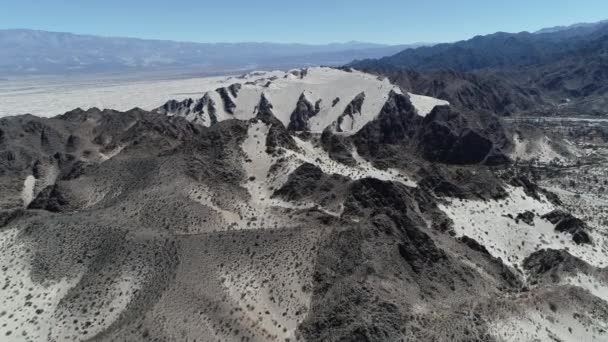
xmin=1 ymin=0 xmax=607 ymax=44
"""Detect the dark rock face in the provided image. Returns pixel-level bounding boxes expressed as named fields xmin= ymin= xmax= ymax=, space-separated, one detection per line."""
xmin=0 ymin=208 xmax=25 ymax=228
xmin=420 ymin=165 xmax=500 ymax=199
xmin=320 ymin=128 xmax=356 ymax=166
xmin=255 ymin=94 xmax=300 ymax=153
xmin=353 ymin=91 xmax=419 ymax=160
xmin=159 ymin=98 xmax=193 ymax=114
xmin=336 ymin=92 xmax=365 ymax=132
xmin=228 ymin=83 xmax=241 ymax=98
xmin=28 ymin=184 xmax=69 ymax=212
xmin=273 ymin=162 xmax=349 ymax=202
xmin=288 ymin=93 xmax=321 ymax=131
xmin=156 ymin=93 xmax=217 ymax=125
xmin=542 ymin=210 xmax=571 ymax=224
xmin=254 ymin=93 xmax=275 ymax=124
xmin=66 ymin=134 xmax=80 ymax=152
xmin=315 ymin=99 xmax=322 ymax=114
xmin=344 ymin=178 xmax=447 ymax=273
xmin=353 ymin=91 xmax=508 ymax=167
xmin=541 ymin=210 xmax=591 ymax=244
xmin=459 ymin=235 xmax=491 ymax=256
xmin=274 ymin=163 xmax=323 ymax=200
xmin=515 ymin=211 xmax=535 ymax=225
xmin=193 ymin=93 xmax=218 ymax=124
xmin=508 ymin=175 xmax=542 ymax=200
xmin=368 ymin=91 xmax=419 ymax=145
xmin=216 ymin=86 xmax=237 ymax=114
xmin=267 ymin=122 xmax=297 ymax=153
xmin=419 ymin=106 xmax=495 ymax=164
xmin=458 ymin=235 xmax=522 ymax=288
xmin=331 ymin=97 xmax=340 ymax=107
xmin=523 ymin=249 xmax=591 ymax=284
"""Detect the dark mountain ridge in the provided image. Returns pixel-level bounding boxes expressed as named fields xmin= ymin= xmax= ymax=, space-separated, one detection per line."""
xmin=351 ymin=20 xmax=608 ymax=116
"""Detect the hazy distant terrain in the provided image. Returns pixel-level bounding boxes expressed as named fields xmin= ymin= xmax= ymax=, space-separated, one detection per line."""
xmin=0 ymin=29 xmax=423 ymax=76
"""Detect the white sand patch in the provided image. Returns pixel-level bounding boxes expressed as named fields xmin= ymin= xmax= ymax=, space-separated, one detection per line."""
xmin=291 ymin=136 xmax=416 ymax=187
xmin=241 ymin=121 xmax=279 ymax=205
xmin=21 ymin=175 xmax=36 ymax=207
xmin=439 ymin=186 xmax=608 ymax=269
xmin=407 ymin=92 xmax=449 ymax=117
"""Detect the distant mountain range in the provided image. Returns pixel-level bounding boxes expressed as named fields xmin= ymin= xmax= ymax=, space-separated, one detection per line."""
xmin=534 ymin=19 xmax=608 ymax=34
xmin=0 ymin=29 xmax=424 ymax=76
xmin=350 ymin=19 xmax=608 ymax=116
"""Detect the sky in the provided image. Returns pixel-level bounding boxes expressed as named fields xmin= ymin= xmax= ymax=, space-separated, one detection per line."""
xmin=1 ymin=0 xmax=607 ymax=44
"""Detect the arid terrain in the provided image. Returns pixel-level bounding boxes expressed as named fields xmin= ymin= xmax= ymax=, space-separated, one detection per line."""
xmin=0 ymin=67 xmax=607 ymax=342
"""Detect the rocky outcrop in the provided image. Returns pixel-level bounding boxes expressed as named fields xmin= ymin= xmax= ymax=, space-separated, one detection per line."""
xmin=418 ymin=164 xmax=508 ymax=200
xmin=228 ymin=83 xmax=241 ymax=98
xmin=458 ymin=235 xmax=521 ymax=288
xmin=320 ymin=128 xmax=356 ymax=166
xmin=216 ymin=86 xmax=237 ymax=114
xmin=28 ymin=184 xmax=69 ymax=212
xmin=523 ymin=249 xmax=592 ymax=284
xmin=419 ymin=106 xmax=497 ymax=164
xmin=288 ymin=93 xmax=321 ymax=131
xmin=273 ymin=163 xmax=349 ymax=202
xmin=515 ymin=211 xmax=535 ymax=225
xmin=156 ymin=93 xmax=217 ymax=125
xmin=254 ymin=93 xmax=275 ymax=124
xmin=255 ymin=94 xmax=300 ymax=153
xmin=507 ymin=174 xmax=542 ymax=200
xmin=459 ymin=235 xmax=491 ymax=256
xmin=353 ymin=91 xmax=508 ymax=166
xmin=158 ymin=98 xmax=194 ymax=116
xmin=336 ymin=92 xmax=365 ymax=132
xmin=194 ymin=93 xmax=218 ymax=124
xmin=288 ymin=68 xmax=308 ymax=79
xmin=353 ymin=90 xmax=419 ymax=159
xmin=541 ymin=210 xmax=592 ymax=244
xmin=65 ymin=134 xmax=80 ymax=152
xmin=0 ymin=208 xmax=25 ymax=228
xmin=344 ymin=178 xmax=448 ymax=273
